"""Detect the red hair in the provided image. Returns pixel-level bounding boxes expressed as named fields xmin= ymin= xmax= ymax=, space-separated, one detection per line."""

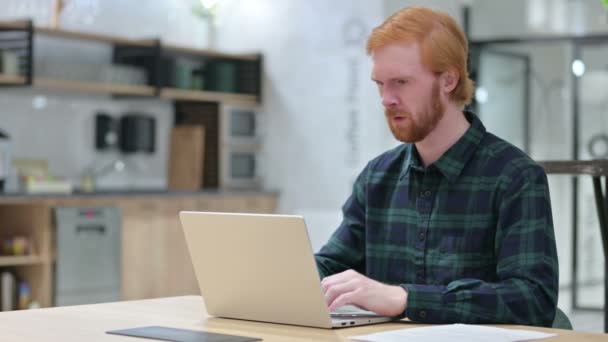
xmin=367 ymin=6 xmax=474 ymax=108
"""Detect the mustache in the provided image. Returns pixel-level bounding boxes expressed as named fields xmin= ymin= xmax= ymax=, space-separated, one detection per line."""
xmin=385 ymin=108 xmax=409 ymax=117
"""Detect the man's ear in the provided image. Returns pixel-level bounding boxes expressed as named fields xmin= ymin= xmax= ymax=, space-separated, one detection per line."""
xmin=440 ymin=70 xmax=459 ymax=93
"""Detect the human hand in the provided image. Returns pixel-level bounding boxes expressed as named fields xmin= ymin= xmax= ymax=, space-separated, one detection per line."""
xmin=320 ymin=269 xmax=407 ymax=317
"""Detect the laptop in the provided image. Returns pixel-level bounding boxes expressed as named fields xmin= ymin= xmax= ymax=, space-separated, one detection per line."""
xmin=179 ymin=211 xmax=395 ymax=329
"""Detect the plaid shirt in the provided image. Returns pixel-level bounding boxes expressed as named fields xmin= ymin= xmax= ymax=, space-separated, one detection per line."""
xmin=315 ymin=112 xmax=558 ymax=327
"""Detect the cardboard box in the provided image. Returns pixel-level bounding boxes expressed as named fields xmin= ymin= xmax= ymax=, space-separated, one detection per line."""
xmin=168 ymin=126 xmax=205 ymax=190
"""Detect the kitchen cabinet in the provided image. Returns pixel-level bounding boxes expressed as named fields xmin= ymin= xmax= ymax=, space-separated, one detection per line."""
xmin=0 ymin=204 xmax=53 ymax=308
xmin=0 ymin=191 xmax=278 ymax=309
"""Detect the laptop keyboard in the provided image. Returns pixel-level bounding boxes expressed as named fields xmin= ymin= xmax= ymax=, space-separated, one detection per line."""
xmin=331 ymin=305 xmax=382 ymax=318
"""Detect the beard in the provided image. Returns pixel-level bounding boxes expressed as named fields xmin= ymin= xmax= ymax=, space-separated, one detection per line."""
xmin=385 ymin=80 xmax=445 ymax=143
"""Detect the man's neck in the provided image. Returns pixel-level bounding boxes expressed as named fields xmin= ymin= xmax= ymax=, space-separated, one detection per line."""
xmin=415 ymin=107 xmax=470 ymax=168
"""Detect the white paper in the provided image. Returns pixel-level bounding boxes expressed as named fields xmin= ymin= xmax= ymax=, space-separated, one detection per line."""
xmin=350 ymin=324 xmax=557 ymax=342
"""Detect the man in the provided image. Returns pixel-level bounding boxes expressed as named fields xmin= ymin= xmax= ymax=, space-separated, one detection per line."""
xmin=315 ymin=6 xmax=558 ymax=327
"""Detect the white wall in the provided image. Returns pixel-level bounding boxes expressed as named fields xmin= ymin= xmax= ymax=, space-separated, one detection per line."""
xmin=0 ymin=91 xmax=172 ymax=189
xmin=212 ymin=0 xmax=391 ymax=250
xmin=214 ymin=0 xmax=389 ymax=210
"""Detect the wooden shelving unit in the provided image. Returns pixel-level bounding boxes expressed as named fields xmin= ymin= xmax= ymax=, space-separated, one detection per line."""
xmin=0 ymin=255 xmax=46 ymax=267
xmin=0 ymin=20 xmax=29 ymax=30
xmin=0 ymin=19 xmax=267 ymax=310
xmin=163 ymin=44 xmax=259 ymax=61
xmin=160 ymin=88 xmax=258 ymax=106
xmin=33 ymin=78 xmax=156 ymax=97
xmin=0 ymin=20 xmax=262 ymax=103
xmin=1 ymin=76 xmax=157 ymax=97
xmin=0 ymin=74 xmax=26 ymax=85
xmin=0 ymin=204 xmax=53 ymax=309
xmin=36 ymin=26 xmax=156 ymax=48
xmin=0 ymin=20 xmax=154 ymax=47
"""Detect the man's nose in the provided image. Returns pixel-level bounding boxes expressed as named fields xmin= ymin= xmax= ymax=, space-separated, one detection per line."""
xmin=381 ymin=90 xmax=399 ymax=108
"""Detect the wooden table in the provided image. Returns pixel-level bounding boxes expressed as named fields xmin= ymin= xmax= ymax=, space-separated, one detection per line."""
xmin=538 ymin=160 xmax=608 ymax=332
xmin=0 ymin=296 xmax=605 ymax=341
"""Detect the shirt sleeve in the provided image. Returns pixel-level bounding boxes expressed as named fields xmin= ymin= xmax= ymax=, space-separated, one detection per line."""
xmin=403 ymin=165 xmax=559 ymax=327
xmin=314 ymin=163 xmax=370 ymax=279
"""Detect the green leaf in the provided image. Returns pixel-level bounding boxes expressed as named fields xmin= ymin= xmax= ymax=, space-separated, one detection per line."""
xmin=191 ymin=5 xmax=213 ymax=19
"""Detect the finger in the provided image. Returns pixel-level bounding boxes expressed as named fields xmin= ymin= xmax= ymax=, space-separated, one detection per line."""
xmin=324 ymin=278 xmax=358 ymax=307
xmin=321 ymin=269 xmax=358 ymax=292
xmin=328 ymin=288 xmax=361 ymax=312
xmin=321 ymin=270 xmax=351 ymax=288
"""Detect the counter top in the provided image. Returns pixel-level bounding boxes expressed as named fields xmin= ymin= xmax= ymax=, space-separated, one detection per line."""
xmin=0 ymin=189 xmax=279 ymax=199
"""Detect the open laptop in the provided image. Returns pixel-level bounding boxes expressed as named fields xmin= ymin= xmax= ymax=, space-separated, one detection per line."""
xmin=179 ymin=211 xmax=395 ymax=329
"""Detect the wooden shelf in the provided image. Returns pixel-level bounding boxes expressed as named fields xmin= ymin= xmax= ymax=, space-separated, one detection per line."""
xmin=0 ymin=76 xmax=258 ymax=103
xmin=160 ymin=88 xmax=258 ymax=106
xmin=0 ymin=22 xmax=257 ymax=61
xmin=0 ymin=20 xmax=262 ymax=104
xmin=0 ymin=74 xmax=26 ymax=85
xmin=36 ymin=26 xmax=155 ymax=48
xmin=33 ymin=78 xmax=156 ymax=97
xmin=0 ymin=255 xmax=46 ymax=267
xmin=0 ymin=204 xmax=53 ymax=307
xmin=0 ymin=22 xmax=154 ymax=47
xmin=163 ymin=44 xmax=259 ymax=61
xmin=538 ymin=160 xmax=608 ymax=176
xmin=0 ymin=20 xmax=29 ymax=30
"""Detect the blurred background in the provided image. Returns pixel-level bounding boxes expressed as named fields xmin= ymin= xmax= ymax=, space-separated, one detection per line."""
xmin=0 ymin=0 xmax=606 ymax=333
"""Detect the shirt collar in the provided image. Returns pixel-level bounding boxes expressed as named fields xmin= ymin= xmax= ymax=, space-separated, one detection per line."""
xmin=400 ymin=111 xmax=486 ymax=182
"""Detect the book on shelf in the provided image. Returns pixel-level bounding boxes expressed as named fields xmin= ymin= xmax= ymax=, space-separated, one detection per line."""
xmin=1 ymin=269 xmax=17 ymax=311
xmin=0 ymin=269 xmax=33 ymax=311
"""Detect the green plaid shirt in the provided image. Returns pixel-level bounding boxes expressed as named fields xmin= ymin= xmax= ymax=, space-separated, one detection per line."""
xmin=315 ymin=112 xmax=558 ymax=327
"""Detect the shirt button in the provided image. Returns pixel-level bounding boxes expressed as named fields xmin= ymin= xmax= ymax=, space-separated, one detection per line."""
xmin=419 ymin=310 xmax=427 ymax=318
xmin=418 ymin=232 xmax=426 ymax=241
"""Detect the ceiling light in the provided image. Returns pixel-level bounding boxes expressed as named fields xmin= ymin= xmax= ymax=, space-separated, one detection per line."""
xmin=572 ymin=59 xmax=585 ymax=77
xmin=475 ymin=87 xmax=489 ymax=104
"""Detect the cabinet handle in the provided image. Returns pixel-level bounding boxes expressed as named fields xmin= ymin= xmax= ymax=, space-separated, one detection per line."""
xmin=76 ymin=225 xmax=106 ymax=234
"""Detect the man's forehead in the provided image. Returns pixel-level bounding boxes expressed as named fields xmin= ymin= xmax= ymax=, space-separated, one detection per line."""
xmin=370 ymin=42 xmax=428 ymax=79
xmin=370 ymin=41 xmax=421 ymax=59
